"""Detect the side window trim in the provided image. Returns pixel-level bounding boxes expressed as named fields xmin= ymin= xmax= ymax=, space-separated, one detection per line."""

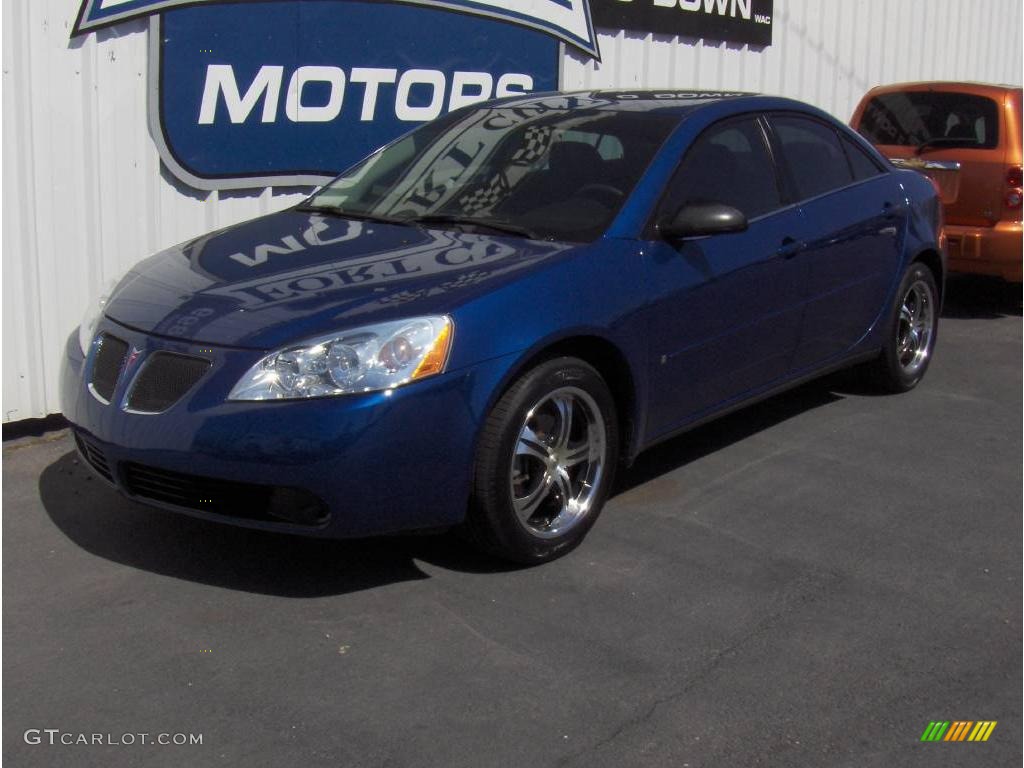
xmin=752 ymin=115 xmax=789 ymax=209
xmin=643 ymin=112 xmax=789 ymax=239
xmin=760 ymin=115 xmax=798 ymax=204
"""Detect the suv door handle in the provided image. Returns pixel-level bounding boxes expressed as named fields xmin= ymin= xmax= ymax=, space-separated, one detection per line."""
xmin=776 ymin=237 xmax=805 ymax=259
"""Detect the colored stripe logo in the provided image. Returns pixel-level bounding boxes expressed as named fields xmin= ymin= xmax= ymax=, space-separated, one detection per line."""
xmin=920 ymin=721 xmax=997 ymax=742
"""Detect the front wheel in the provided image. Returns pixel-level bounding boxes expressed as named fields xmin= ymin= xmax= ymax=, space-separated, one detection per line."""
xmin=866 ymin=261 xmax=940 ymax=392
xmin=463 ymin=357 xmax=619 ymax=564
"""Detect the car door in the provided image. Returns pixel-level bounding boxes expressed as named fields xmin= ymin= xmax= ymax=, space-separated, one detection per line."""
xmin=642 ymin=115 xmax=808 ymax=438
xmin=767 ymin=114 xmax=904 ymax=370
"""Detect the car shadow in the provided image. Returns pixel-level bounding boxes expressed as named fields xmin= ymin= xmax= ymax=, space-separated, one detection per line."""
xmin=941 ymin=275 xmax=1021 ymax=319
xmin=38 ymin=452 xmax=516 ymax=599
xmin=39 ymin=379 xmax=846 ymax=597
xmin=613 ymin=379 xmax=843 ymax=494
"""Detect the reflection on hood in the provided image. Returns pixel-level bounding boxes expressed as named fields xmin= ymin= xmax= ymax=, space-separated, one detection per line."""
xmin=105 ymin=210 xmax=574 ymax=348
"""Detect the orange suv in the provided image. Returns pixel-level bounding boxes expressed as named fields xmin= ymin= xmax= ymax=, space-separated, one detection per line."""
xmin=852 ymin=82 xmax=1022 ymax=282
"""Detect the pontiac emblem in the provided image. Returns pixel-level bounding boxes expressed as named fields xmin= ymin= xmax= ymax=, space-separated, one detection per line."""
xmin=124 ymin=346 xmax=144 ymax=369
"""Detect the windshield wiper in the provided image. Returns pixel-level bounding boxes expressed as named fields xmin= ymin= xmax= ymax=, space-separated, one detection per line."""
xmin=294 ymin=204 xmax=412 ymax=227
xmin=408 ymin=214 xmax=538 ymax=240
xmin=296 ymin=205 xmax=541 ymax=238
xmin=914 ymin=136 xmax=981 ymax=155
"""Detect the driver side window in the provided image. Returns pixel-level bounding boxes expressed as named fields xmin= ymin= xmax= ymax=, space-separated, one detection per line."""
xmin=660 ymin=117 xmax=783 ymax=221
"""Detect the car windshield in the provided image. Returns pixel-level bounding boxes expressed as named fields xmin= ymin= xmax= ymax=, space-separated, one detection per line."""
xmin=306 ymin=107 xmax=679 ymax=242
xmin=857 ymin=91 xmax=1000 ymax=150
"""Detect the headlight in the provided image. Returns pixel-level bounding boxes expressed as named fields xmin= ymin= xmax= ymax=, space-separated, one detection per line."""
xmin=77 ymin=279 xmax=118 ymax=355
xmin=228 ymin=316 xmax=453 ymax=401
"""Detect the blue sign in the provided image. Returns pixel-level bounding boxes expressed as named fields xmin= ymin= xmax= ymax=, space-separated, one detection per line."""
xmin=74 ymin=0 xmax=599 ymax=57
xmin=73 ymin=1 xmax=596 ymax=190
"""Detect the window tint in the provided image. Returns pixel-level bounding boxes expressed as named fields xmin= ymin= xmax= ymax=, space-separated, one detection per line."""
xmin=660 ymin=117 xmax=782 ymax=220
xmin=857 ymin=92 xmax=999 ymax=150
xmin=771 ymin=116 xmax=853 ymax=199
xmin=841 ymin=134 xmax=884 ymax=181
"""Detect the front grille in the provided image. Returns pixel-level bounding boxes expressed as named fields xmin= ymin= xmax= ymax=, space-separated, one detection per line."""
xmin=122 ymin=463 xmax=329 ymax=526
xmin=126 ymin=352 xmax=211 ymax=413
xmin=74 ymin=432 xmax=113 ymax=481
xmin=90 ymin=334 xmax=129 ymax=402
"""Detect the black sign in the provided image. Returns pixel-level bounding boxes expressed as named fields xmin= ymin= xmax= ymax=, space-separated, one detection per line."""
xmin=590 ymin=0 xmax=773 ymax=46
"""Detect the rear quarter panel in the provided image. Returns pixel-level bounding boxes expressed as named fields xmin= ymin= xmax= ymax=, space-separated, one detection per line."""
xmin=897 ymin=167 xmax=946 ymax=278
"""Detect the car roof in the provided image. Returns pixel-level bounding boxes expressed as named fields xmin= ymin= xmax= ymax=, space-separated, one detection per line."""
xmin=485 ymin=89 xmax=829 ymax=118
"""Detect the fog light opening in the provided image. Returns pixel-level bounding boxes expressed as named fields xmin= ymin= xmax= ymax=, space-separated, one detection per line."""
xmin=267 ymin=488 xmax=330 ymax=526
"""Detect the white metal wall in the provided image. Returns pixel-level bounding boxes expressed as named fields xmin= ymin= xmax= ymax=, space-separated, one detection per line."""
xmin=3 ymin=0 xmax=1022 ymax=421
xmin=564 ymin=0 xmax=1024 ymax=123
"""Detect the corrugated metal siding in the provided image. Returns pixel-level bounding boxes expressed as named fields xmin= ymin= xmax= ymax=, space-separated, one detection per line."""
xmin=563 ymin=0 xmax=1024 ymax=119
xmin=3 ymin=0 xmax=1022 ymax=421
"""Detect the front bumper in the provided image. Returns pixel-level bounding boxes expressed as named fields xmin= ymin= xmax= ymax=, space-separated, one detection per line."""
xmin=944 ymin=220 xmax=1023 ymax=282
xmin=60 ymin=320 xmax=516 ymax=538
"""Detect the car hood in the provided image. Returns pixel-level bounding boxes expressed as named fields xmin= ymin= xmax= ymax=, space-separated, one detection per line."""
xmin=104 ymin=209 xmax=576 ymax=349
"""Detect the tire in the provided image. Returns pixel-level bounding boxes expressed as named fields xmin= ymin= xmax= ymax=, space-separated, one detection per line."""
xmin=866 ymin=261 xmax=940 ymax=393
xmin=463 ymin=357 xmax=619 ymax=564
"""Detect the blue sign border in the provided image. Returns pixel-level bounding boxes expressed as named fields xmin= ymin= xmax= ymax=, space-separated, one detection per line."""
xmin=75 ymin=0 xmax=599 ymax=59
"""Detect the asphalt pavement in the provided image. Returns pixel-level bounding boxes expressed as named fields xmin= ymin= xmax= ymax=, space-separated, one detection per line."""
xmin=3 ymin=275 xmax=1021 ymax=767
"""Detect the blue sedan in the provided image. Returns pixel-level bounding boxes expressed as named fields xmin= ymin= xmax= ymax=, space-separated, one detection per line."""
xmin=62 ymin=91 xmax=944 ymax=563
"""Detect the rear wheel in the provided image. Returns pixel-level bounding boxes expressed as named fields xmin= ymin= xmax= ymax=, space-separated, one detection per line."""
xmin=867 ymin=261 xmax=939 ymax=392
xmin=464 ymin=357 xmax=618 ymax=564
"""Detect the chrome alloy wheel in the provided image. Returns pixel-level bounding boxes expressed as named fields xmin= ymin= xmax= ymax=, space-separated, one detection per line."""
xmin=509 ymin=386 xmax=608 ymax=539
xmin=896 ymin=279 xmax=935 ymax=375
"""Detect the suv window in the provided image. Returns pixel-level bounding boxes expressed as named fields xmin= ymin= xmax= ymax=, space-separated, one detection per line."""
xmin=857 ymin=92 xmax=999 ymax=150
xmin=771 ymin=115 xmax=853 ymax=200
xmin=659 ymin=117 xmax=783 ymax=220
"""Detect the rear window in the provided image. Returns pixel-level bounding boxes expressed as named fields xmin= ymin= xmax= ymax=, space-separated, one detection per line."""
xmin=857 ymin=92 xmax=1000 ymax=150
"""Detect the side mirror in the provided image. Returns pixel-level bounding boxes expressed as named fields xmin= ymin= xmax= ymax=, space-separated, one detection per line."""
xmin=658 ymin=202 xmax=748 ymax=240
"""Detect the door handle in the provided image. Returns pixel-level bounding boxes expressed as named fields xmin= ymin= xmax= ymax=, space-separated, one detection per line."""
xmin=882 ymin=201 xmax=905 ymax=218
xmin=776 ymin=237 xmax=805 ymax=259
